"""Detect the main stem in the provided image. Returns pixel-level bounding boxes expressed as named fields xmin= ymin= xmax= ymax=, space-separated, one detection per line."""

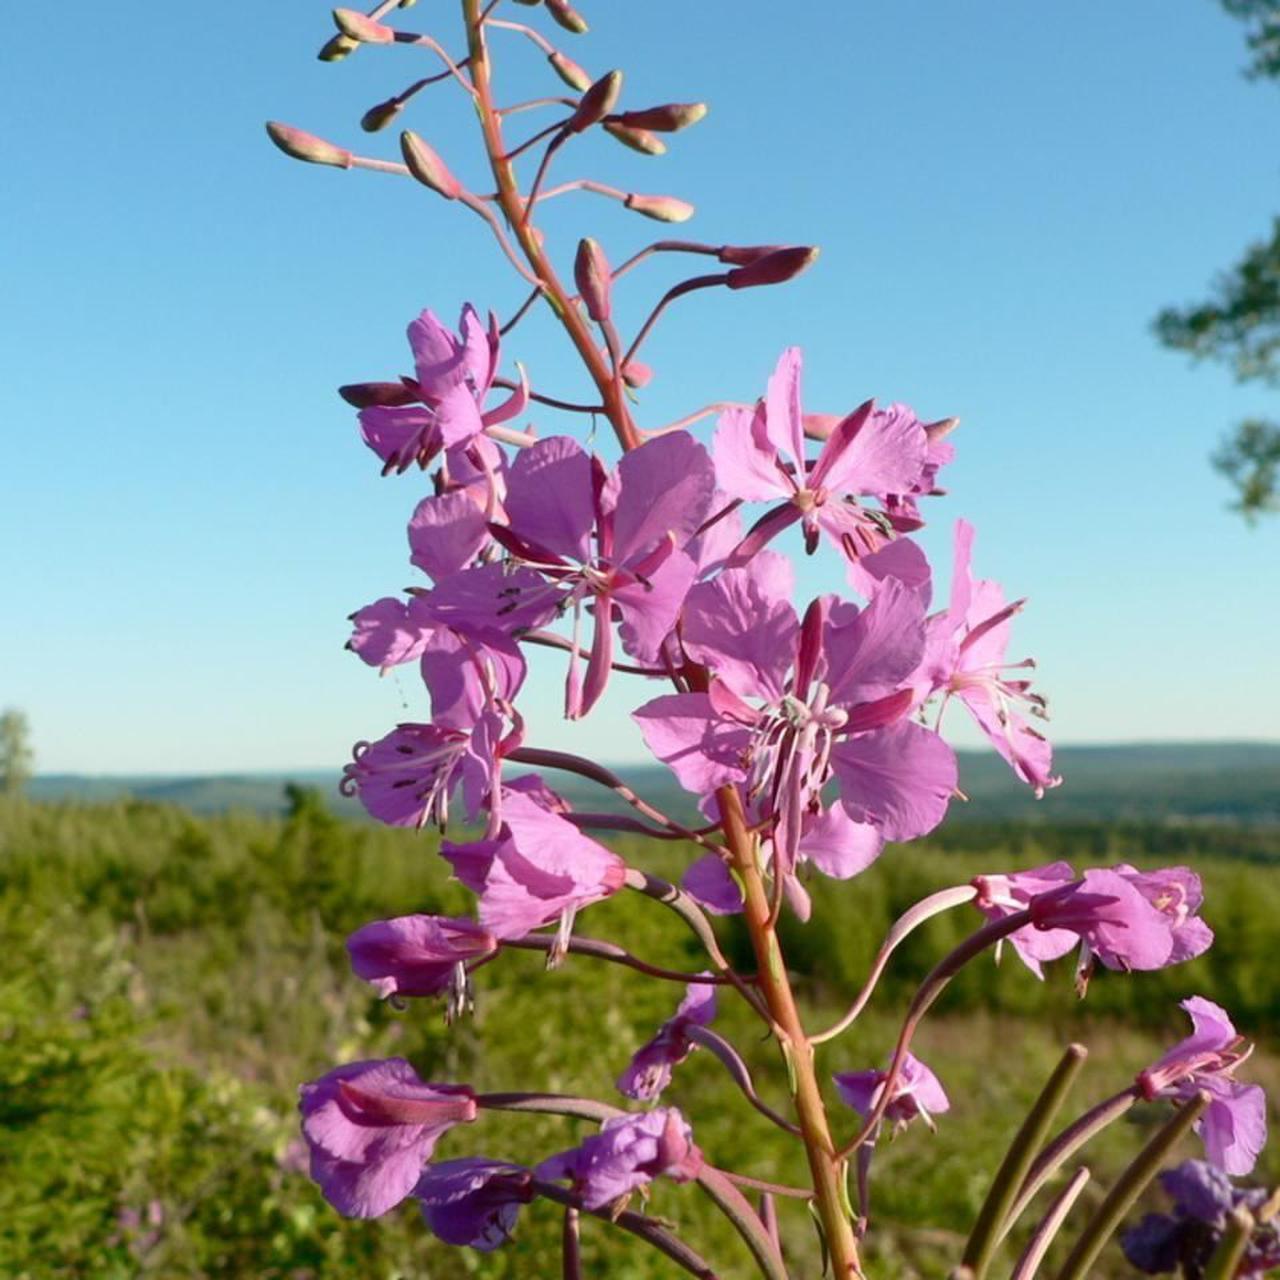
xmin=462 ymin=0 xmax=640 ymax=451
xmin=718 ymin=784 xmax=863 ymax=1278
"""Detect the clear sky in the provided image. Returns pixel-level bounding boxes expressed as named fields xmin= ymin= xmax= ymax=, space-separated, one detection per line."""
xmin=3 ymin=1 xmax=1277 ymax=775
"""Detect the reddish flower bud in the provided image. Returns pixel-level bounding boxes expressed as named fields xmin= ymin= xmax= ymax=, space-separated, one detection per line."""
xmin=361 ymin=97 xmax=404 ymax=133
xmin=725 ymin=245 xmax=819 ymax=290
xmin=623 ymin=193 xmax=695 ymax=223
xmin=603 ymin=120 xmax=667 ymax=155
xmin=611 ymin=103 xmax=708 ymax=133
xmin=546 ymin=0 xmax=589 ymax=34
xmin=568 ymin=70 xmax=622 ymax=134
xmin=574 ymin=238 xmax=612 ymax=323
xmin=265 ymin=122 xmax=352 ymax=169
xmin=317 ymin=33 xmax=359 ymax=62
xmin=333 ymin=7 xmax=395 ymax=44
xmin=339 ymin=382 xmax=418 ymax=409
xmin=548 ymin=50 xmax=592 ymax=92
xmin=398 ymin=0 xmax=418 ymax=6
xmin=622 ymin=359 xmax=653 ymax=389
xmin=400 ymin=131 xmax=462 ymax=199
xmin=717 ymin=244 xmax=785 ymax=266
xmin=925 ymin=415 xmax=960 ymax=443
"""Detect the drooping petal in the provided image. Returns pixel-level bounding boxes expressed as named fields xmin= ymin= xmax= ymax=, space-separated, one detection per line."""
xmin=422 ymin=563 xmax=559 ymax=635
xmin=347 ymin=596 xmax=435 ymax=672
xmin=830 ymin=721 xmax=957 ymax=842
xmin=798 ymin=804 xmax=884 ymax=880
xmin=682 ymin=853 xmax=745 ymax=915
xmin=633 ymin=693 xmax=751 ymax=797
xmin=609 ymin=432 xmax=717 ymax=566
xmin=408 ymin=490 xmax=490 ymax=582
xmin=417 ymin=1158 xmax=531 ymax=1252
xmin=358 ymin=405 xmax=437 ymax=473
xmin=419 ymin=627 xmax=524 ymax=731
xmin=614 ymin=549 xmax=699 ymax=662
xmin=346 ymin=915 xmax=497 ymax=999
xmin=846 ymin=536 xmax=933 ymax=604
xmin=1198 ymin=1080 xmax=1267 ymax=1176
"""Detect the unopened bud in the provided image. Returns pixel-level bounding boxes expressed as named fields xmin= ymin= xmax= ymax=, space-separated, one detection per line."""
xmin=361 ymin=97 xmax=404 ymax=133
xmin=548 ymin=50 xmax=592 ymax=92
xmin=574 ymin=238 xmax=611 ymax=323
xmin=623 ymin=192 xmax=695 ymax=223
xmin=317 ymin=33 xmax=359 ymax=62
xmin=339 ymin=381 xmax=418 ymax=408
xmin=568 ymin=70 xmax=622 ymax=133
xmin=725 ymin=245 xmax=819 ymax=290
xmin=398 ymin=0 xmax=418 ymax=7
xmin=546 ymin=0 xmax=588 ymax=33
xmin=265 ymin=121 xmax=352 ymax=169
xmin=925 ymin=415 xmax=960 ymax=442
xmin=400 ymin=130 xmax=461 ymax=198
xmin=602 ymin=121 xmax=666 ymax=156
xmin=611 ymin=103 xmax=708 ymax=133
xmin=717 ymin=244 xmax=785 ymax=266
xmin=622 ymin=359 xmax=653 ymax=389
xmin=333 ymin=7 xmax=395 ymax=43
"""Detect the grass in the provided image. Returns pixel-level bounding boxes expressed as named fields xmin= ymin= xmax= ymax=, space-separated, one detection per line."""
xmin=2 ymin=791 xmax=1277 ymax=1277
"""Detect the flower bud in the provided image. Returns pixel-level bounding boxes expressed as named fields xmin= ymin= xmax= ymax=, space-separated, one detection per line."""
xmin=339 ymin=381 xmax=418 ymax=408
xmin=717 ymin=244 xmax=784 ymax=266
xmin=725 ymin=245 xmax=819 ymax=290
xmin=317 ymin=33 xmax=359 ymax=62
xmin=546 ymin=0 xmax=588 ymax=34
xmin=265 ymin=122 xmax=353 ymax=169
xmin=623 ymin=193 xmax=695 ymax=223
xmin=361 ymin=97 xmax=404 ymax=133
xmin=602 ymin=121 xmax=667 ymax=156
xmin=574 ymin=238 xmax=611 ymax=322
xmin=622 ymin=359 xmax=653 ymax=389
xmin=398 ymin=0 xmax=418 ymax=6
xmin=548 ymin=50 xmax=592 ymax=92
xmin=611 ymin=103 xmax=708 ymax=133
xmin=333 ymin=7 xmax=395 ymax=43
xmin=400 ymin=130 xmax=462 ymax=199
xmin=567 ymin=70 xmax=622 ymax=134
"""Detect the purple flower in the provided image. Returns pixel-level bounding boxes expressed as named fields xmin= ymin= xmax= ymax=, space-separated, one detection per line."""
xmin=636 ymin=554 xmax=957 ymax=862
xmin=299 ymin=1059 xmax=477 ymax=1218
xmin=486 ymin=431 xmax=716 ymax=717
xmin=617 ymin=980 xmax=718 ymax=1101
xmin=834 ymin=1052 xmax=950 ymax=1134
xmin=346 ymin=915 xmax=498 ymax=1016
xmin=1113 ymin=864 xmax=1214 ymax=965
xmin=416 ymin=1158 xmax=532 ymax=1252
xmin=712 ymin=347 xmax=930 ymax=575
xmin=1138 ymin=997 xmax=1266 ymax=1175
xmin=356 ymin=305 xmax=527 ymax=474
xmin=971 ymin=861 xmax=1079 ymax=978
xmin=440 ymin=786 xmax=627 ymax=949
xmin=536 ymin=1108 xmax=703 ymax=1211
xmin=915 ymin=520 xmax=1059 ymax=795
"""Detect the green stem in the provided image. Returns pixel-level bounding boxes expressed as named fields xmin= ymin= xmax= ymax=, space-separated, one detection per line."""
xmin=1204 ymin=1206 xmax=1255 ymax=1280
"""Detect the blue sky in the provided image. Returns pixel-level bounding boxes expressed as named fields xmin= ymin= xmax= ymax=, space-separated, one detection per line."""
xmin=3 ymin=0 xmax=1277 ymax=775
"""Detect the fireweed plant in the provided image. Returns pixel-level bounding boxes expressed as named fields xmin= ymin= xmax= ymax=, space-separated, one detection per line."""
xmin=269 ymin=4 xmax=1271 ymax=1276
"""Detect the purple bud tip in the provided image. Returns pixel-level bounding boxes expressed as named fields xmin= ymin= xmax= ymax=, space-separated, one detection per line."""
xmin=725 ymin=245 xmax=819 ymax=290
xmin=546 ymin=0 xmax=589 ymax=34
xmin=568 ymin=70 xmax=623 ymax=134
xmin=623 ymin=193 xmax=695 ymax=224
xmin=602 ymin=121 xmax=667 ymax=156
xmin=622 ymin=359 xmax=653 ymax=389
xmin=400 ymin=131 xmax=462 ymax=199
xmin=265 ymin=122 xmax=352 ymax=169
xmin=338 ymin=381 xmax=418 ymax=408
xmin=333 ymin=7 xmax=395 ymax=44
xmin=548 ymin=50 xmax=593 ymax=92
xmin=574 ymin=238 xmax=612 ymax=322
xmin=361 ymin=98 xmax=404 ymax=134
xmin=612 ymin=103 xmax=708 ymax=133
xmin=317 ymin=33 xmax=359 ymax=62
xmin=717 ymin=244 xmax=785 ymax=266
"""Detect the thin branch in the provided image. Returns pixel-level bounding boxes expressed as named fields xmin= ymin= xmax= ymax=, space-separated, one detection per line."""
xmin=624 ymin=275 xmax=728 ymax=366
xmin=1010 ymin=1168 xmax=1091 ymax=1280
xmin=716 ymin=1169 xmax=813 ymax=1201
xmin=502 ymin=95 xmax=578 ymax=117
xmin=505 ymin=932 xmax=740 ymax=985
xmin=687 ymin=1025 xmax=802 ymax=1136
xmin=500 ymin=286 xmax=543 ymax=336
xmin=492 ymin=379 xmax=603 ymax=414
xmin=392 ymin=32 xmax=479 ymax=98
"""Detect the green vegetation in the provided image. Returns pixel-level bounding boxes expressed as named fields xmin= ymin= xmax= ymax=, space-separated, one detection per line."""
xmin=3 ymin=793 xmax=1279 ymax=1277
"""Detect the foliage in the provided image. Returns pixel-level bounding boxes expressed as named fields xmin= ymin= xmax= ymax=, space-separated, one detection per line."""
xmin=0 ymin=707 xmax=33 ymax=795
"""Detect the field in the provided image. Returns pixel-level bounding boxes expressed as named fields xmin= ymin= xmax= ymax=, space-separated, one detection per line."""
xmin=4 ymin=791 xmax=1280 ymax=1278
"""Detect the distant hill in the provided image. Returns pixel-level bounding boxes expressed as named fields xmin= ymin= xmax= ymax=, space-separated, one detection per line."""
xmin=30 ymin=741 xmax=1280 ymax=825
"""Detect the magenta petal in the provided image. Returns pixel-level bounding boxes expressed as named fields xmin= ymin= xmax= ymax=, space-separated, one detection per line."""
xmin=432 ymin=381 xmax=486 ymax=448
xmin=633 ymin=693 xmax=750 ymax=796
xmin=831 ymin=721 xmax=957 ymax=842
xmin=682 ymin=552 xmax=798 ymax=702
xmin=846 ymin=537 xmax=933 ymax=604
xmin=682 ymin=854 xmax=744 ymax=915
xmin=309 ymin=1145 xmax=427 ymax=1219
xmin=609 ymin=432 xmax=716 ymax=565
xmin=817 ymin=401 xmax=928 ymax=497
xmin=359 ymin=405 xmax=436 ymax=471
xmin=713 ymin=405 xmax=788 ymax=502
xmin=408 ymin=491 xmax=490 ymax=582
xmin=347 ymin=596 xmax=434 ymax=672
xmin=800 ymin=804 xmax=884 ymax=880
xmin=762 ymin=347 xmax=807 ymax=469
xmin=423 ymin=563 xmax=558 ymax=635
xmin=505 ymin=436 xmax=595 ymax=561
xmin=824 ymin=577 xmax=928 ymax=707
xmin=614 ymin=550 xmax=698 ymax=663
xmin=1199 ymin=1081 xmax=1267 ymax=1175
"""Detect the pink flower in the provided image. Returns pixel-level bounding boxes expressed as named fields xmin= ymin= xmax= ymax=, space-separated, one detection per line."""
xmin=971 ymin=861 xmax=1079 ymax=978
xmin=834 ymin=1052 xmax=950 ymax=1134
xmin=617 ymin=980 xmax=717 ymax=1101
xmin=356 ymin=305 xmax=528 ymax=474
xmin=416 ymin=1159 xmax=532 ymax=1252
xmin=712 ymin=348 xmax=930 ymax=577
xmin=1138 ymin=997 xmax=1266 ymax=1175
xmin=299 ymin=1059 xmax=476 ymax=1218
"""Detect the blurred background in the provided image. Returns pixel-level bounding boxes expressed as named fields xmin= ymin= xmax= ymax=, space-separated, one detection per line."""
xmin=2 ymin=1 xmax=1279 ymax=1275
